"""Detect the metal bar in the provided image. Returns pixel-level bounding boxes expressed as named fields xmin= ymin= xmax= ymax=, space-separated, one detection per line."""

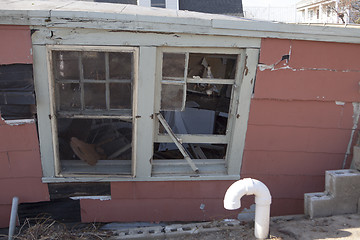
xmin=156 ymin=113 xmax=199 ymax=173
xmin=8 ymin=196 xmax=19 ymax=240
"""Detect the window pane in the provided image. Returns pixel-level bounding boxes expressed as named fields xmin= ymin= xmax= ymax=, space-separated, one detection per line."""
xmin=161 ymin=84 xmax=184 ymax=110
xmin=110 ymin=83 xmax=132 ymax=109
xmin=53 ymin=51 xmax=80 ymax=80
xmin=151 ymin=0 xmax=165 ymax=8
xmin=57 ymin=118 xmax=132 ymax=175
xmin=82 ymin=52 xmax=106 ymax=80
xmin=109 ymin=52 xmax=132 ymax=80
xmin=162 ymin=53 xmax=186 ymax=78
xmin=160 ymin=83 xmax=231 ymax=135
xmin=57 ymin=83 xmax=81 ymax=110
xmin=84 ymin=83 xmax=106 ymax=109
xmin=187 ymin=54 xmax=237 ymax=79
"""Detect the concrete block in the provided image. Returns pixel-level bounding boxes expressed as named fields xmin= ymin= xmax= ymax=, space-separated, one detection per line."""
xmin=333 ymin=198 xmax=358 ymax=215
xmin=325 ymin=170 xmax=360 ymax=198
xmin=305 ymin=192 xmax=334 ymax=219
xmin=306 ymin=169 xmax=360 ymax=218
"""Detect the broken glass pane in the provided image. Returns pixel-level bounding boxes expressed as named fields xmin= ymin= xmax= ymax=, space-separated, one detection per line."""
xmin=161 ymin=83 xmax=184 ymax=110
xmin=160 ymin=82 xmax=231 ymax=135
xmin=110 ymin=83 xmax=132 ymax=109
xmin=162 ymin=53 xmax=186 ymax=78
xmin=57 ymin=118 xmax=132 ymax=174
xmin=57 ymin=83 xmax=81 ymax=111
xmin=82 ymin=52 xmax=106 ymax=80
xmin=84 ymin=83 xmax=106 ymax=109
xmin=53 ymin=51 xmax=80 ymax=80
xmin=109 ymin=52 xmax=132 ymax=80
xmin=187 ymin=54 xmax=237 ymax=79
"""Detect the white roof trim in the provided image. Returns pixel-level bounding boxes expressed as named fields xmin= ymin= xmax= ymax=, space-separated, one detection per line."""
xmin=1 ymin=0 xmax=360 ymax=44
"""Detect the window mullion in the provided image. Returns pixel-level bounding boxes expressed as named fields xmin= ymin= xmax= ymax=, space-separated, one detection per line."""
xmin=105 ymin=52 xmax=110 ymax=110
xmin=79 ymin=54 xmax=85 ymax=110
xmin=181 ymin=52 xmax=189 ymax=111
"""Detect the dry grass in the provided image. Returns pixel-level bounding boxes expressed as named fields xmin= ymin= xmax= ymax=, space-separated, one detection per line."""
xmin=1 ymin=216 xmax=114 ymax=240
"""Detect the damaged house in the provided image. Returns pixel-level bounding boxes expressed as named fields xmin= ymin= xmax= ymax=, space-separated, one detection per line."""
xmin=0 ymin=0 xmax=360 ymax=227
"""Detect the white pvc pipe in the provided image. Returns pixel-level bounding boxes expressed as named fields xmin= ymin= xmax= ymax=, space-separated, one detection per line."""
xmin=224 ymin=178 xmax=272 ymax=239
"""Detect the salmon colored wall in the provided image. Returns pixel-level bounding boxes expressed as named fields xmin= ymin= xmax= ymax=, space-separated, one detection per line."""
xmin=242 ymin=38 xmax=360 ymax=216
xmin=0 ymin=117 xmax=49 ymax=228
xmin=2 ymin=29 xmax=359 ymax=225
xmin=0 ymin=25 xmax=33 ymax=64
xmin=0 ymin=25 xmax=48 ymax=228
xmin=81 ymin=181 xmax=238 ymax=222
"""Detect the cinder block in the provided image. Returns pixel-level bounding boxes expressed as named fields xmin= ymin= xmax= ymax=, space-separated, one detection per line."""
xmin=305 ymin=192 xmax=334 ymax=219
xmin=333 ymin=198 xmax=358 ymax=215
xmin=326 ymin=170 xmax=360 ymax=198
xmin=306 ymin=169 xmax=360 ymax=218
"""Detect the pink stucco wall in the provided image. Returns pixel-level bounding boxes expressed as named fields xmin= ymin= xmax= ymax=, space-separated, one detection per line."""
xmin=0 ymin=25 xmax=48 ymax=228
xmin=0 ymin=25 xmax=32 ymax=65
xmin=241 ymin=38 xmax=360 ymax=215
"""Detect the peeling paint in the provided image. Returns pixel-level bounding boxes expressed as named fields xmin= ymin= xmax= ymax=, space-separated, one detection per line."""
xmin=259 ymin=64 xmax=360 ymax=73
xmin=4 ymin=119 xmax=35 ymax=126
xmin=70 ymin=196 xmax=111 ymax=201
xmin=335 ymin=101 xmax=345 ymax=106
xmin=342 ymin=102 xmax=360 ymax=168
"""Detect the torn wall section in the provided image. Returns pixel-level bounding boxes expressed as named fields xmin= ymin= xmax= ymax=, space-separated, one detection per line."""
xmin=0 ymin=25 xmax=35 ymax=120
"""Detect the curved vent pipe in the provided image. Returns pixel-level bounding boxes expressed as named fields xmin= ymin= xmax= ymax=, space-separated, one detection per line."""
xmin=224 ymin=178 xmax=272 ymax=239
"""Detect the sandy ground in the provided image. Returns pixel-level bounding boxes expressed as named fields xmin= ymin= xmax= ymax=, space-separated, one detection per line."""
xmin=166 ymin=214 xmax=360 ymax=240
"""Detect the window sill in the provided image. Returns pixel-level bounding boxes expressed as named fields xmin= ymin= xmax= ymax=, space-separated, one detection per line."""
xmin=42 ymin=174 xmax=240 ymax=183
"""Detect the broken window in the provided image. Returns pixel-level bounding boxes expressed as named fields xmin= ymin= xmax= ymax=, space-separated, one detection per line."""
xmin=51 ymin=49 xmax=135 ymax=176
xmin=153 ymin=50 xmax=240 ymax=177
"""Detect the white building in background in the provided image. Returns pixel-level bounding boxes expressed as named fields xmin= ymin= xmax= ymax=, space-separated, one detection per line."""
xmin=296 ymin=0 xmax=349 ymax=23
xmin=242 ymin=0 xmax=298 ymax=23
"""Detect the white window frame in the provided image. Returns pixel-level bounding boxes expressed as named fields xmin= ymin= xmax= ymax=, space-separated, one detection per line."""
xmin=151 ymin=47 xmax=254 ymax=178
xmin=33 ymin=40 xmax=258 ymax=183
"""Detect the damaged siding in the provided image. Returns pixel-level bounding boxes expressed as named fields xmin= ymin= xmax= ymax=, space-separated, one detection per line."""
xmin=241 ymin=38 xmax=360 ymax=216
xmin=0 ymin=25 xmax=36 ymax=120
xmin=0 ymin=25 xmax=49 ymax=228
